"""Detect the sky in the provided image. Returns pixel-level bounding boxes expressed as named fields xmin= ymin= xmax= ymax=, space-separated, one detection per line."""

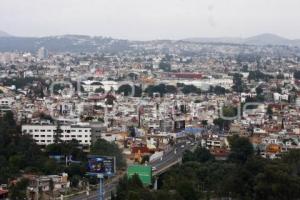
xmin=1 ymin=0 xmax=300 ymax=40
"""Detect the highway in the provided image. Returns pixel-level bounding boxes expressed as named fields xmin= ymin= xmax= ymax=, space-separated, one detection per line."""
xmin=68 ymin=140 xmax=197 ymax=200
xmin=67 ymin=177 xmax=118 ymax=200
xmin=150 ymin=141 xmax=197 ymax=176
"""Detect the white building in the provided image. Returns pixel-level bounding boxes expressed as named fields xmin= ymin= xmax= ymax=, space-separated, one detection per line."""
xmin=0 ymin=97 xmax=15 ymax=107
xmin=22 ymin=124 xmax=92 ymax=146
xmin=37 ymin=47 xmax=48 ymax=60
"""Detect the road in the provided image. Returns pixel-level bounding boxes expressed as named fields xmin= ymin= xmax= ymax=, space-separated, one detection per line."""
xmin=68 ymin=141 xmax=197 ymax=200
xmin=67 ymin=175 xmax=120 ymax=200
xmin=150 ymin=141 xmax=197 ymax=176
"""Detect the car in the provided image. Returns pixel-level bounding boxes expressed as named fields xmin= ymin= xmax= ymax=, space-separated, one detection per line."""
xmin=190 ymin=143 xmax=195 ymax=146
xmin=152 ymin=166 xmax=157 ymax=171
xmin=181 ymin=145 xmax=185 ymax=148
xmin=186 ymin=141 xmax=191 ymax=144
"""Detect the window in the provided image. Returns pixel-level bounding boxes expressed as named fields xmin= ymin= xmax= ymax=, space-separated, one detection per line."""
xmin=41 ymin=135 xmax=45 ymax=137
xmin=78 ymin=135 xmax=82 ymax=137
xmin=41 ymin=140 xmax=45 ymax=142
xmin=47 ymin=130 xmax=51 ymax=132
xmin=47 ymin=135 xmax=51 ymax=137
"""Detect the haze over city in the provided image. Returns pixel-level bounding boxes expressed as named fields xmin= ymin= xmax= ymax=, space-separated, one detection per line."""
xmin=2 ymin=1 xmax=300 ymax=200
xmin=1 ymin=0 xmax=300 ymax=40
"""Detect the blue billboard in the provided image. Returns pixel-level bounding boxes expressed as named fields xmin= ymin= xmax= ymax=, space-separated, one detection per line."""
xmin=87 ymin=155 xmax=116 ymax=176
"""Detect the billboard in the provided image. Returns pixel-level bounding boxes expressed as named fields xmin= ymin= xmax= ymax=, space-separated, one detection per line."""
xmin=127 ymin=165 xmax=152 ymax=186
xmin=87 ymin=155 xmax=116 ymax=176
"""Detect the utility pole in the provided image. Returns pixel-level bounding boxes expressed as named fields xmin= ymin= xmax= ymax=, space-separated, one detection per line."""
xmin=97 ymin=174 xmax=104 ymax=200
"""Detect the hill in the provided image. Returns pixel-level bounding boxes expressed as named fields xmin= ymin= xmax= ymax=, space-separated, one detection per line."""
xmin=0 ymin=30 xmax=12 ymax=37
xmin=184 ymin=33 xmax=300 ymax=46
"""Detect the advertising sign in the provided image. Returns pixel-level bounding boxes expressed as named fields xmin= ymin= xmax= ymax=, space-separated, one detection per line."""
xmin=127 ymin=165 xmax=152 ymax=185
xmin=87 ymin=155 xmax=116 ymax=176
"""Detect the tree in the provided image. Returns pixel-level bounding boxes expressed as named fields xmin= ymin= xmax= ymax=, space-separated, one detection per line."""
xmin=128 ymin=126 xmax=136 ymax=137
xmin=254 ymin=163 xmax=300 ymax=200
xmin=165 ymin=85 xmax=177 ymax=94
xmin=49 ymin=178 xmax=54 ymax=198
xmin=214 ymin=85 xmax=226 ymax=95
xmin=232 ymin=73 xmax=245 ymax=93
xmin=90 ymin=139 xmax=126 ymax=169
xmin=228 ymin=135 xmax=254 ymax=163
xmin=95 ymin=87 xmax=105 ymax=93
xmin=70 ymin=175 xmax=81 ymax=188
xmin=256 ymin=86 xmax=263 ymax=96
xmin=145 ymin=84 xmax=176 ymax=97
xmin=183 ymin=147 xmax=214 ymax=163
xmin=294 ymin=70 xmax=300 ymax=79
xmin=242 ymin=65 xmax=248 ymax=72
xmin=222 ymin=106 xmax=238 ymax=118
xmin=9 ymin=178 xmax=29 ymax=200
xmin=213 ymin=118 xmax=230 ymax=130
xmin=201 ymin=120 xmax=208 ymax=126
xmin=159 ymin=61 xmax=171 ymax=72
xmin=276 ymin=74 xmax=284 ymax=79
xmin=117 ymin=85 xmax=142 ymax=97
xmin=117 ymin=84 xmax=133 ymax=96
xmin=181 ymin=85 xmax=201 ymax=94
xmin=0 ymin=112 xmax=59 ymax=183
xmin=115 ymin=174 xmax=151 ymax=200
xmin=266 ymin=105 xmax=273 ymax=119
xmin=54 ymin=123 xmax=63 ymax=144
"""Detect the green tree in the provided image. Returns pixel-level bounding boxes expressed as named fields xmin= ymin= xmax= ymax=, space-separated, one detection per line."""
xmin=117 ymin=84 xmax=133 ymax=96
xmin=183 ymin=146 xmax=214 ymax=163
xmin=90 ymin=139 xmax=126 ymax=169
xmin=256 ymin=86 xmax=263 ymax=96
xmin=54 ymin=123 xmax=63 ymax=144
xmin=159 ymin=62 xmax=171 ymax=72
xmin=95 ymin=87 xmax=105 ymax=93
xmin=228 ymin=135 xmax=254 ymax=163
xmin=9 ymin=178 xmax=29 ymax=200
xmin=181 ymin=85 xmax=201 ymax=94
xmin=232 ymin=73 xmax=245 ymax=93
xmin=294 ymin=70 xmax=300 ymax=79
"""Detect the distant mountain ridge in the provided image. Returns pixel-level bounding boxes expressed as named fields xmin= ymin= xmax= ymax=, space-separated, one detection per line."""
xmin=0 ymin=30 xmax=12 ymax=37
xmin=184 ymin=33 xmax=300 ymax=46
xmin=0 ymin=30 xmax=300 ymax=53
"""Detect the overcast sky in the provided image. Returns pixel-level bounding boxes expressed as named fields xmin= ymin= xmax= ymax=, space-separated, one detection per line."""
xmin=1 ymin=0 xmax=300 ymax=40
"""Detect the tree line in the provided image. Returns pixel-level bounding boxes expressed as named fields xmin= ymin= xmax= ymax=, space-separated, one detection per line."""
xmin=114 ymin=135 xmax=300 ymax=200
xmin=0 ymin=111 xmax=125 ymax=199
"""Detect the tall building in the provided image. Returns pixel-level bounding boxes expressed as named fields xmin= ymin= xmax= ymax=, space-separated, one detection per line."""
xmin=37 ymin=47 xmax=48 ymax=60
